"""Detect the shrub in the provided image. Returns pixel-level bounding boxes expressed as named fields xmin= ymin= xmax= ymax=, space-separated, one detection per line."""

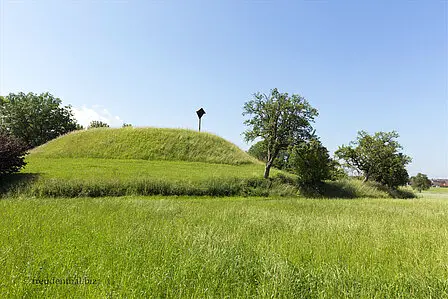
xmin=0 ymin=132 xmax=28 ymax=176
xmin=289 ymin=138 xmax=332 ymax=188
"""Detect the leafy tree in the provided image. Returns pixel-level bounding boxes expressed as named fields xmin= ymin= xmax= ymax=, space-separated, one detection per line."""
xmin=243 ymin=88 xmax=318 ymax=178
xmin=410 ymin=173 xmax=431 ymax=192
xmin=289 ymin=138 xmax=332 ymax=188
xmin=0 ymin=92 xmax=79 ymax=148
xmin=0 ymin=132 xmax=28 ymax=176
xmin=247 ymin=140 xmax=290 ymax=170
xmin=335 ymin=131 xmax=411 ymax=189
xmin=88 ymin=120 xmax=110 ymax=129
xmin=327 ymin=159 xmax=348 ymax=181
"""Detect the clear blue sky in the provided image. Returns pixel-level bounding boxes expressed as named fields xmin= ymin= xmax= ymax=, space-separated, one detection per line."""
xmin=1 ymin=0 xmax=447 ymax=178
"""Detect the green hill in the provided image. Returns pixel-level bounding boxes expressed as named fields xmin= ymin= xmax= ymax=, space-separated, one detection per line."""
xmin=30 ymin=127 xmax=259 ymax=165
xmin=2 ymin=127 xmax=407 ymax=198
xmin=2 ymin=127 xmax=296 ymax=197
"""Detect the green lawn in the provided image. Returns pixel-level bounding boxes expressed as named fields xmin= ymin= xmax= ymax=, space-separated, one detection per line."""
xmin=1 ymin=194 xmax=448 ymax=298
xmin=7 ymin=157 xmax=296 ymax=197
xmin=22 ymin=157 xmax=275 ymax=182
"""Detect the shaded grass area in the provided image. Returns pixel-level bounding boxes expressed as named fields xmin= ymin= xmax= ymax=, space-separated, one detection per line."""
xmin=1 ymin=196 xmax=448 ymax=298
xmin=0 ymin=173 xmax=39 ymax=195
xmin=320 ymin=180 xmax=415 ymax=199
xmin=301 ymin=179 xmax=389 ymax=199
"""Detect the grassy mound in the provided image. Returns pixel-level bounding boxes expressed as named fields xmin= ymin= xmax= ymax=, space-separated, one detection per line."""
xmin=30 ymin=128 xmax=259 ymax=165
xmin=1 ymin=128 xmax=296 ymax=197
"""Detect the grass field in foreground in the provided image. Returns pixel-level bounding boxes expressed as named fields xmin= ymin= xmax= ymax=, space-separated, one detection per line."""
xmin=1 ymin=195 xmax=448 ymax=298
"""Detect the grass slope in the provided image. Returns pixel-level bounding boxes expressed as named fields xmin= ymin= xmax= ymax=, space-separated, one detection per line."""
xmin=2 ymin=195 xmax=448 ymax=298
xmin=31 ymin=127 xmax=259 ymax=165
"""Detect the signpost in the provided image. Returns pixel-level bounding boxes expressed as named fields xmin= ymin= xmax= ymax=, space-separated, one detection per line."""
xmin=196 ymin=108 xmax=206 ymax=132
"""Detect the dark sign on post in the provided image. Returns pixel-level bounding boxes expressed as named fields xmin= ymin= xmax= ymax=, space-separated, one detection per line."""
xmin=196 ymin=108 xmax=206 ymax=132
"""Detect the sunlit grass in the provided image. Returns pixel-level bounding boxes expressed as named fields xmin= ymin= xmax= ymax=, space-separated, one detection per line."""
xmin=30 ymin=127 xmax=259 ymax=165
xmin=1 ymin=195 xmax=448 ymax=298
xmin=23 ymin=157 xmax=270 ymax=182
xmin=418 ymin=187 xmax=448 ymax=199
xmin=8 ymin=157 xmax=296 ymax=197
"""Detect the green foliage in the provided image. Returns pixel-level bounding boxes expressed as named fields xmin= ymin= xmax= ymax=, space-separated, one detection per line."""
xmin=248 ymin=139 xmax=346 ymax=185
xmin=0 ymin=92 xmax=79 ymax=148
xmin=0 ymin=132 xmax=28 ymax=176
xmin=88 ymin=120 xmax=109 ymax=129
xmin=410 ymin=173 xmax=432 ymax=192
xmin=335 ymin=131 xmax=411 ymax=189
xmin=247 ymin=140 xmax=267 ymax=161
xmin=243 ymin=88 xmax=318 ymax=178
xmin=75 ymin=124 xmax=84 ymax=130
xmin=31 ymin=128 xmax=259 ymax=165
xmin=328 ymin=159 xmax=348 ymax=181
xmin=247 ymin=140 xmax=290 ymax=170
xmin=289 ymin=138 xmax=332 ymax=188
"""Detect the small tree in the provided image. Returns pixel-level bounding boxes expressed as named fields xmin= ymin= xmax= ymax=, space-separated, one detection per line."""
xmin=0 ymin=132 xmax=28 ymax=176
xmin=335 ymin=131 xmax=411 ymax=189
xmin=289 ymin=138 xmax=332 ymax=188
xmin=410 ymin=173 xmax=431 ymax=192
xmin=243 ymin=88 xmax=318 ymax=178
xmin=88 ymin=120 xmax=109 ymax=129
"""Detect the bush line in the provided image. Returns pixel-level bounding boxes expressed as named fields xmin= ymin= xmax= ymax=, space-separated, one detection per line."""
xmin=2 ymin=176 xmax=299 ymax=198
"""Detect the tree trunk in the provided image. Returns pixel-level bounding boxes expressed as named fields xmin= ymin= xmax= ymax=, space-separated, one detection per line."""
xmin=264 ymin=161 xmax=272 ymax=179
xmin=363 ymin=173 xmax=369 ymax=183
